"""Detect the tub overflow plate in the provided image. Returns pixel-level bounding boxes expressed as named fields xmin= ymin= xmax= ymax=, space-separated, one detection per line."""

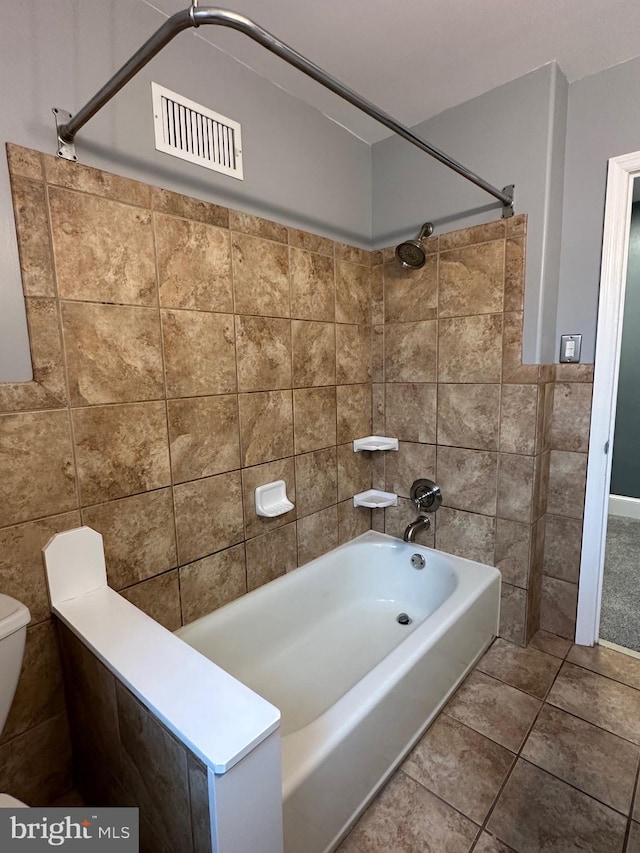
xmin=411 ymin=553 xmax=426 ymax=570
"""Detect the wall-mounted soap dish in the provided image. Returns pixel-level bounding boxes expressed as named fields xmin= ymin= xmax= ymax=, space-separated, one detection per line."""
xmin=353 ymin=489 xmax=398 ymax=509
xmin=255 ymin=480 xmax=294 ymax=517
xmin=353 ymin=436 xmax=399 ymax=452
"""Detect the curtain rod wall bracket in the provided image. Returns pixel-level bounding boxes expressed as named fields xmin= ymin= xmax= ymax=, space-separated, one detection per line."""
xmin=502 ymin=185 xmax=515 ymax=219
xmin=50 ymin=6 xmax=515 ymax=213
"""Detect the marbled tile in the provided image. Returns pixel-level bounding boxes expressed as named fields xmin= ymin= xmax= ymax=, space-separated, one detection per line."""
xmin=241 ymin=457 xmax=296 ymax=539
xmin=297 ymin=505 xmax=339 ymax=565
xmin=372 ymin=324 xmax=384 ymax=381
xmin=628 ymin=822 xmax=640 ymax=853
xmin=437 ymin=446 xmax=498 ymax=515
xmin=529 ymin=630 xmax=572 ymax=659
xmin=338 ymin=770 xmax=477 ymax=853
xmin=24 ymin=296 xmax=67 ymax=403
xmin=506 ymin=214 xmax=527 ymax=238
xmin=338 ymin=500 xmax=372 ymax=544
xmin=385 ymin=442 xmax=437 ymax=499
xmin=0 ymin=410 xmax=76 ymax=527
xmin=246 ymin=523 xmax=297 ymax=589
xmin=385 ymin=383 xmax=437 ymax=443
xmin=635 ymin=785 xmax=640 ymax=822
xmin=439 ymin=241 xmax=505 ymax=318
xmin=403 ymin=713 xmax=514 ymax=824
xmin=82 ymin=489 xmax=177 ymax=590
xmin=120 ymin=570 xmax=181 ymax=631
xmin=543 ymin=514 xmax=583 ymax=583
xmin=288 ymin=227 xmax=334 ymax=257
xmin=290 ymin=248 xmax=335 ymax=321
xmin=162 ymin=309 xmax=236 ymax=397
xmin=229 ymin=209 xmax=287 ymax=243
xmin=536 ymin=382 xmax=553 ymax=454
xmin=472 ymin=832 xmax=515 ymax=853
xmin=72 ymin=402 xmax=170 ymax=505
xmin=232 ymin=232 xmax=290 ymax=317
xmin=439 ymin=219 xmax=505 ymax=251
xmin=116 ymin=683 xmax=191 ymax=851
xmin=567 ymin=644 xmax=640 ymax=691
xmin=44 ymin=155 xmax=150 ymax=208
xmin=10 ymin=176 xmax=55 ymax=296
xmin=548 ymin=661 xmax=640 ymax=743
xmin=500 ymin=583 xmax=527 ymax=646
xmin=235 ymin=315 xmax=292 ymax=392
xmin=502 ymin=312 xmax=539 ymax=384
xmin=155 ymin=214 xmax=232 ymax=312
xmin=371 ymin=265 xmax=384 ymax=325
xmin=383 ymin=256 xmax=438 ymax=322
xmin=335 ymin=243 xmax=371 ymax=266
xmin=546 ymin=451 xmax=588 ymax=519
xmin=550 ymin=382 xmax=592 ymax=453
xmin=179 ymin=543 xmax=247 ymax=623
xmin=295 ymin=447 xmax=337 ymax=517
xmin=540 ymin=577 xmax=577 ymax=639
xmin=337 ymin=443 xmax=372 ymax=503
xmin=150 ymin=186 xmax=228 ymax=228
xmin=500 ymin=384 xmax=538 ymax=455
xmin=445 ymin=670 xmax=541 ymax=751
xmin=238 ymin=390 xmax=294 ymax=466
xmin=554 ymin=363 xmax=595 ymax=383
xmin=384 ymin=498 xmax=435 ymax=546
xmin=372 ymin=383 xmax=385 ymax=434
xmin=488 ymin=759 xmax=625 ymax=853
xmin=336 ymin=260 xmax=371 ymax=324
xmin=437 ymin=384 xmax=501 ymax=451
xmin=336 ymin=384 xmax=372 ymax=444
xmin=62 ymin=302 xmax=163 ymax=405
xmin=0 ymin=512 xmax=80 ymax=624
xmin=173 ymin=471 xmax=244 ymax=564
xmin=336 ymin=324 xmax=371 ymax=384
xmin=385 ymin=321 xmax=437 ymax=383
xmin=533 ymin=451 xmax=551 ymax=520
xmin=7 ymin=143 xmax=43 ymax=180
xmin=477 ymin=638 xmax=561 ymax=698
xmin=439 ymin=315 xmax=503 ymax=383
xmin=0 ymin=713 xmax=72 ymax=806
xmin=1 ymin=621 xmax=64 ymax=744
xmin=187 ymin=753 xmax=212 ymax=853
xmin=504 ymin=237 xmax=525 ymax=313
xmin=526 ymin=569 xmax=543 ymax=648
xmin=293 ymin=386 xmax=336 ymax=454
xmin=168 ymin=395 xmax=240 ymax=484
xmin=495 ymin=519 xmax=531 ymax=588
xmin=436 ymin=507 xmax=495 ymax=565
xmin=48 ymin=187 xmax=156 ymax=305
xmin=497 ymin=453 xmax=534 ymax=523
xmin=291 ymin=320 xmax=335 ymax=387
xmin=522 ymin=703 xmax=639 ymax=814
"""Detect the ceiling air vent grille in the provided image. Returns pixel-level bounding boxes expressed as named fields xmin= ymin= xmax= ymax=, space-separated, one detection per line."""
xmin=151 ymin=82 xmax=243 ymax=180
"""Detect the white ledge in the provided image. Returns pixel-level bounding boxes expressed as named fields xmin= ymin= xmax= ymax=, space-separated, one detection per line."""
xmin=353 ymin=436 xmax=399 ymax=452
xmin=353 ymin=489 xmax=398 ymax=508
xmin=44 ymin=527 xmax=280 ymax=775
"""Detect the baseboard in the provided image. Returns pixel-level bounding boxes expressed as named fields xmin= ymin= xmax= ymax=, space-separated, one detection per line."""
xmin=608 ymin=494 xmax=640 ymax=519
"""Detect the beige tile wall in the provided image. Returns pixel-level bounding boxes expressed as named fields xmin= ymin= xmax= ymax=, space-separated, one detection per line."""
xmin=0 ymin=144 xmax=373 ymax=803
xmin=372 ymin=217 xmax=557 ymax=646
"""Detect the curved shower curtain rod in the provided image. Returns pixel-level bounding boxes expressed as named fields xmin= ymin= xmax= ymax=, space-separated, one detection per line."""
xmin=53 ymin=4 xmax=515 ymax=217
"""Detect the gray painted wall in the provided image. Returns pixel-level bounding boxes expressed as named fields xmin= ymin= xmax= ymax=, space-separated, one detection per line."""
xmin=611 ymin=202 xmax=640 ymax=499
xmin=0 ymin=0 xmax=371 ymax=381
xmin=371 ymin=64 xmax=568 ymax=363
xmin=557 ymin=55 xmax=640 ymax=363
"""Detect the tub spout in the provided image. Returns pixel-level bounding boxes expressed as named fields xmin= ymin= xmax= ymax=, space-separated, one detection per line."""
xmin=403 ymin=514 xmax=431 ymax=543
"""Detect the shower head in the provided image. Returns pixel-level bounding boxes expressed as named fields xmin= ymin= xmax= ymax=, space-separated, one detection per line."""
xmin=395 ymin=222 xmax=434 ymax=269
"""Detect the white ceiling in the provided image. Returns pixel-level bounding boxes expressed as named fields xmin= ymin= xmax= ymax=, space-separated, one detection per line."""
xmin=144 ymin=0 xmax=640 ymax=143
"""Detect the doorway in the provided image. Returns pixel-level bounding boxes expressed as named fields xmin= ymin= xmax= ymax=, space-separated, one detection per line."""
xmin=576 ymin=151 xmax=640 ymax=648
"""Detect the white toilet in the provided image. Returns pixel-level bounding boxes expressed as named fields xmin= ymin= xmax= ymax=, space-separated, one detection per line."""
xmin=0 ymin=593 xmax=31 ymax=808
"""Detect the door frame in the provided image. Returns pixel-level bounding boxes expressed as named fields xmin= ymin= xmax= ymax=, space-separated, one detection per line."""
xmin=575 ymin=151 xmax=640 ymax=645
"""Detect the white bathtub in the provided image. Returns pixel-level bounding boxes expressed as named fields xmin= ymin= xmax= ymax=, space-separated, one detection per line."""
xmin=177 ymin=530 xmax=500 ymax=853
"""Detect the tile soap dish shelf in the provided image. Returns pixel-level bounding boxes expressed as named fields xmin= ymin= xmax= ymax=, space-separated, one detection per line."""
xmin=255 ymin=480 xmax=294 ymax=517
xmin=353 ymin=436 xmax=399 ymax=452
xmin=353 ymin=489 xmax=398 ymax=509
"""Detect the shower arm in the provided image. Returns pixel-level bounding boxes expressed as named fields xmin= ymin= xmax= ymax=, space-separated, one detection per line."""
xmin=53 ymin=5 xmax=515 ymax=217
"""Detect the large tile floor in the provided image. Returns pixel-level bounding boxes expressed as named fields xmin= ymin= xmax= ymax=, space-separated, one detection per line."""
xmin=337 ymin=632 xmax=640 ymax=853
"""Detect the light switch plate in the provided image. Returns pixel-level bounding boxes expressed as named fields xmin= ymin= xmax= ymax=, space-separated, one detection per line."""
xmin=560 ymin=333 xmax=582 ymax=363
